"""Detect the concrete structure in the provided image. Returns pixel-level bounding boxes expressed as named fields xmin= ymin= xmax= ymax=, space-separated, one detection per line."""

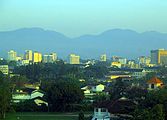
xmin=0 ymin=65 xmax=9 ymax=75
xmin=43 ymin=53 xmax=57 ymax=63
xmin=91 ymin=84 xmax=105 ymax=92
xmin=147 ymin=77 xmax=163 ymax=90
xmin=111 ymin=62 xmax=122 ymax=68
xmin=8 ymin=50 xmax=17 ymax=61
xmin=138 ymin=56 xmax=151 ymax=65
xmin=109 ymin=68 xmax=147 ymax=79
xmin=118 ymin=58 xmax=127 ymax=65
xmin=69 ymin=54 xmax=80 ymax=64
xmin=22 ymin=60 xmax=30 ymax=65
xmin=100 ymin=54 xmax=107 ymax=62
xmin=33 ymin=52 xmax=42 ymax=63
xmin=12 ymin=90 xmax=46 ymax=105
xmin=25 ymin=50 xmax=33 ymax=61
xmin=151 ymin=49 xmax=167 ymax=65
xmin=92 ymin=108 xmax=110 ymax=120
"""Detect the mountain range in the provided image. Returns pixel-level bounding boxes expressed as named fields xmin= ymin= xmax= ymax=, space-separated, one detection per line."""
xmin=0 ymin=28 xmax=167 ymax=59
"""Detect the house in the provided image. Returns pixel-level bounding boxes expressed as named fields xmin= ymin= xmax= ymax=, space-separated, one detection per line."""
xmin=81 ymin=84 xmax=106 ymax=103
xmin=12 ymin=92 xmax=31 ymax=103
xmin=110 ymin=68 xmax=147 ymax=79
xmin=12 ymin=89 xmax=47 ymax=106
xmin=0 ymin=65 xmax=9 ymax=75
xmin=31 ymin=90 xmax=44 ymax=99
xmin=147 ymin=77 xmax=163 ymax=90
xmin=92 ymin=98 xmax=135 ymax=120
xmin=111 ymin=62 xmax=122 ymax=68
xmin=91 ymin=84 xmax=105 ymax=92
xmin=91 ymin=108 xmax=110 ymax=120
xmin=81 ymin=84 xmax=105 ymax=94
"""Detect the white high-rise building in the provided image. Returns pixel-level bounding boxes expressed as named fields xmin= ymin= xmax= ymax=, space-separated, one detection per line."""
xmin=8 ymin=50 xmax=17 ymax=61
xmin=69 ymin=54 xmax=80 ymax=64
xmin=100 ymin=54 xmax=107 ymax=62
xmin=43 ymin=53 xmax=57 ymax=63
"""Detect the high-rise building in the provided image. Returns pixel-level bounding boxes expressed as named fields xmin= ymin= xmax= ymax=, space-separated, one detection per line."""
xmin=112 ymin=56 xmax=127 ymax=64
xmin=43 ymin=53 xmax=57 ymax=63
xmin=8 ymin=50 xmax=17 ymax=61
xmin=151 ymin=49 xmax=167 ymax=65
xmin=69 ymin=54 xmax=80 ymax=64
xmin=25 ymin=50 xmax=33 ymax=61
xmin=138 ymin=56 xmax=151 ymax=65
xmin=50 ymin=53 xmax=57 ymax=62
xmin=33 ymin=52 xmax=42 ymax=63
xmin=100 ymin=54 xmax=107 ymax=62
xmin=118 ymin=58 xmax=127 ymax=65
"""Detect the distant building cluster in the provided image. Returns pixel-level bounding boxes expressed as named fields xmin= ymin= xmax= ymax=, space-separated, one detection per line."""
xmin=151 ymin=49 xmax=167 ymax=65
xmin=1 ymin=48 xmax=167 ymax=76
xmin=7 ymin=50 xmax=57 ymax=65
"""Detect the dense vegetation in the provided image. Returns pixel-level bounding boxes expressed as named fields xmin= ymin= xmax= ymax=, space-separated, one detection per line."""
xmin=1 ymin=59 xmax=167 ymax=119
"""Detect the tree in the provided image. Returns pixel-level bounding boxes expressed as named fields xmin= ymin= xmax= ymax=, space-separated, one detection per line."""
xmin=78 ymin=110 xmax=84 ymax=120
xmin=150 ymin=104 xmax=165 ymax=120
xmin=11 ymin=76 xmax=29 ymax=90
xmin=109 ymin=78 xmax=128 ymax=100
xmin=133 ymin=108 xmax=150 ymax=120
xmin=0 ymin=76 xmax=11 ymax=119
xmin=41 ymin=79 xmax=84 ymax=112
xmin=126 ymin=87 xmax=148 ymax=104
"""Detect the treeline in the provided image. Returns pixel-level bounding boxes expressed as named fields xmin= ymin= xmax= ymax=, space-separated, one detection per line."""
xmin=13 ymin=61 xmax=109 ymax=82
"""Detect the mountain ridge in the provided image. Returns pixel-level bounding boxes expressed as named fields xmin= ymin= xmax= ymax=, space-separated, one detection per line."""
xmin=0 ymin=28 xmax=167 ymax=59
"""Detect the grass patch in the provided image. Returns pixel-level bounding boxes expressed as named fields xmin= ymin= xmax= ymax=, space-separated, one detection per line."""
xmin=5 ymin=112 xmax=78 ymax=120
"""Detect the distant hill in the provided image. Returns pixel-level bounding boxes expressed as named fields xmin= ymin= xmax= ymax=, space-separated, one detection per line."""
xmin=0 ymin=28 xmax=167 ymax=59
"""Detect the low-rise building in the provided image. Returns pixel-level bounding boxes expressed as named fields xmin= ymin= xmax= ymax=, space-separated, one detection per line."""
xmin=91 ymin=84 xmax=105 ymax=92
xmin=111 ymin=62 xmax=121 ymax=68
xmin=0 ymin=65 xmax=9 ymax=75
xmin=92 ymin=108 xmax=110 ymax=120
xmin=147 ymin=77 xmax=163 ymax=90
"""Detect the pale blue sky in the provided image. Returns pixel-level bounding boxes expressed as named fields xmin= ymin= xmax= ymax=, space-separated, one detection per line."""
xmin=0 ymin=0 xmax=167 ymax=37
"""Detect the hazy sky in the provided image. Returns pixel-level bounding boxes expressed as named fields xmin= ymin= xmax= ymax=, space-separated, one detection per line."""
xmin=0 ymin=0 xmax=167 ymax=37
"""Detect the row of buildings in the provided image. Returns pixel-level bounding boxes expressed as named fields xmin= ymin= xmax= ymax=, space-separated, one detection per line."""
xmin=7 ymin=50 xmax=81 ymax=65
xmin=8 ymin=50 xmax=57 ymax=64
xmin=7 ymin=48 xmax=167 ymax=66
xmin=111 ymin=49 xmax=167 ymax=69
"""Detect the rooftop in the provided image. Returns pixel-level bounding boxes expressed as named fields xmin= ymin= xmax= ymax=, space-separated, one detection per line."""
xmin=147 ymin=77 xmax=163 ymax=84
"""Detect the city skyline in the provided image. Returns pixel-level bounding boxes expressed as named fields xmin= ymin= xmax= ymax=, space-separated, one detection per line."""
xmin=3 ymin=48 xmax=163 ymax=60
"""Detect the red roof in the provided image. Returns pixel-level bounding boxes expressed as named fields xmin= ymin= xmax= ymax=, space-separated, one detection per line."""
xmin=147 ymin=77 xmax=163 ymax=84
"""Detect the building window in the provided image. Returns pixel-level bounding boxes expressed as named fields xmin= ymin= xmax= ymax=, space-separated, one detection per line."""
xmin=95 ymin=108 xmax=98 ymax=112
xmin=151 ymin=84 xmax=154 ymax=89
xmin=101 ymin=108 xmax=107 ymax=112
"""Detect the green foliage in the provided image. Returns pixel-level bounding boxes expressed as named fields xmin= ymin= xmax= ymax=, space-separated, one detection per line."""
xmin=84 ymin=62 xmax=109 ymax=79
xmin=41 ymin=79 xmax=84 ymax=112
xmin=78 ymin=110 xmax=84 ymax=120
xmin=0 ymin=59 xmax=8 ymax=65
xmin=8 ymin=61 xmax=17 ymax=67
xmin=0 ymin=76 xmax=11 ymax=119
xmin=125 ymin=87 xmax=148 ymax=104
xmin=13 ymin=100 xmax=48 ymax=112
xmin=109 ymin=78 xmax=128 ymax=100
xmin=133 ymin=108 xmax=150 ymax=120
xmin=11 ymin=76 xmax=29 ymax=90
xmin=150 ymin=104 xmax=165 ymax=120
xmin=14 ymin=62 xmax=85 ymax=82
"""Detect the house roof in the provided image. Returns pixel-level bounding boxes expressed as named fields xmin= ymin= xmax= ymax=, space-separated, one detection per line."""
xmin=147 ymin=77 xmax=163 ymax=84
xmin=94 ymin=99 xmax=136 ymax=114
xmin=111 ymin=68 xmax=144 ymax=72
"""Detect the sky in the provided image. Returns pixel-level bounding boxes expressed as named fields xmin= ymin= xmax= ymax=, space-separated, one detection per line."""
xmin=0 ymin=0 xmax=167 ymax=37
